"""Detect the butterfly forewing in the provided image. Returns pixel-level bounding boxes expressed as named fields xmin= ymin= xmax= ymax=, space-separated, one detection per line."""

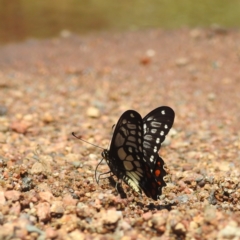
xmin=142 ymin=106 xmax=175 ymax=172
xmin=105 ymin=110 xmax=145 ymax=194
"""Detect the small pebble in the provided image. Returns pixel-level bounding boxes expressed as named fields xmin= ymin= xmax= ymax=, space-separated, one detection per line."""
xmin=102 ymin=209 xmax=122 ymax=224
xmin=5 ymin=190 xmax=21 ymax=201
xmin=142 ymin=211 xmax=152 ymax=221
xmin=146 ymin=49 xmax=156 ymax=57
xmin=174 ymin=222 xmax=186 ymax=234
xmin=9 ymin=201 xmax=21 ymax=215
xmin=11 ymin=121 xmax=30 ymax=134
xmin=86 ymin=107 xmax=100 ymax=118
xmin=0 ymin=191 xmax=6 ymax=205
xmin=218 ymin=223 xmax=240 ymax=239
xmin=30 ymin=162 xmax=46 ymax=174
xmin=62 ymin=194 xmax=78 ymax=207
xmin=42 ymin=112 xmax=54 ymax=123
xmin=39 ymin=192 xmax=54 ymax=202
xmin=21 ymin=176 xmax=33 ymax=191
xmin=0 ymin=105 xmax=7 ymax=116
xmin=68 ymin=230 xmax=85 ymax=240
xmin=45 ymin=227 xmax=58 ymax=239
xmin=0 ymin=124 xmax=8 ymax=133
xmin=0 ymin=132 xmax=7 ymax=143
xmin=175 ymin=57 xmax=189 ymax=66
xmin=50 ymin=201 xmax=65 ymax=215
xmin=36 ymin=202 xmax=51 ymax=222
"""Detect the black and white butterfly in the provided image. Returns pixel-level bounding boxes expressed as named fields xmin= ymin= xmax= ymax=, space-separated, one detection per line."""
xmin=100 ymin=106 xmax=175 ymax=200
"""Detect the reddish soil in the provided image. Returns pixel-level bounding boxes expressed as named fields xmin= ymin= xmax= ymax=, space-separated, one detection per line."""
xmin=0 ymin=28 xmax=240 ymax=239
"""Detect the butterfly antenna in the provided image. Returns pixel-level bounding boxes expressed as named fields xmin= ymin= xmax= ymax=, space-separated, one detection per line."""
xmin=72 ymin=132 xmax=105 ymax=150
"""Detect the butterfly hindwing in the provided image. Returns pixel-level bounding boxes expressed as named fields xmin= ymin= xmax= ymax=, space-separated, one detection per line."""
xmin=138 ymin=156 xmax=167 ymax=200
xmin=152 ymin=156 xmax=167 ymax=190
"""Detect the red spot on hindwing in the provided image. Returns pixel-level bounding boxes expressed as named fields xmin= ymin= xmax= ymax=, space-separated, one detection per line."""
xmin=155 ymin=169 xmax=161 ymax=177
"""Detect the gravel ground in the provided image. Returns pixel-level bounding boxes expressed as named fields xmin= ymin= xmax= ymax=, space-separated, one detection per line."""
xmin=0 ymin=28 xmax=240 ymax=240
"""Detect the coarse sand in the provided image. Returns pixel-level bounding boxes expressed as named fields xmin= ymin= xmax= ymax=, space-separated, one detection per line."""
xmin=0 ymin=28 xmax=240 ymax=239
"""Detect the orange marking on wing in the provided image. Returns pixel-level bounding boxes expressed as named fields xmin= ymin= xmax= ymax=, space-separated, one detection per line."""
xmin=155 ymin=169 xmax=161 ymax=177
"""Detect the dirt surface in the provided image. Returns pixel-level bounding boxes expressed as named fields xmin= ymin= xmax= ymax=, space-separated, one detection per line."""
xmin=0 ymin=28 xmax=240 ymax=240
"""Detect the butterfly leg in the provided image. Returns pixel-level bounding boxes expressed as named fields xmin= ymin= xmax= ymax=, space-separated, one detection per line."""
xmin=115 ymin=179 xmax=127 ymax=198
xmin=95 ymin=158 xmax=109 ymax=184
xmin=96 ymin=171 xmax=113 ymax=184
xmin=116 ymin=179 xmax=122 ymax=192
xmin=108 ymin=177 xmax=126 ymax=197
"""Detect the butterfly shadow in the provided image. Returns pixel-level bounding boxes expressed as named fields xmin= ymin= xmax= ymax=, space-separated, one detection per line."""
xmin=108 ymin=176 xmax=176 ymax=211
xmin=138 ymin=201 xmax=177 ymax=211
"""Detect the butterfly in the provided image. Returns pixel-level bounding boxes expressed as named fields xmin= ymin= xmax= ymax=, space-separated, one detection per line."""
xmin=100 ymin=106 xmax=175 ymax=200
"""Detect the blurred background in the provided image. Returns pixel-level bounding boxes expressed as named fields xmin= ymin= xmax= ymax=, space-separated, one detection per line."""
xmin=1 ymin=0 xmax=240 ymax=44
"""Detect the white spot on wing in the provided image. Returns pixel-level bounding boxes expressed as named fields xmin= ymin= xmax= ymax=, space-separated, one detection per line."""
xmin=154 ymin=146 xmax=157 ymax=152
xmin=151 ymin=121 xmax=161 ymax=127
xmin=127 ymin=124 xmax=137 ymax=129
xmin=151 ymin=128 xmax=157 ymax=134
xmin=161 ymin=110 xmax=166 ymax=115
xmin=144 ymin=134 xmax=153 ymax=141
xmin=147 ymin=116 xmax=154 ymax=121
xmin=143 ymin=141 xmax=151 ymax=149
